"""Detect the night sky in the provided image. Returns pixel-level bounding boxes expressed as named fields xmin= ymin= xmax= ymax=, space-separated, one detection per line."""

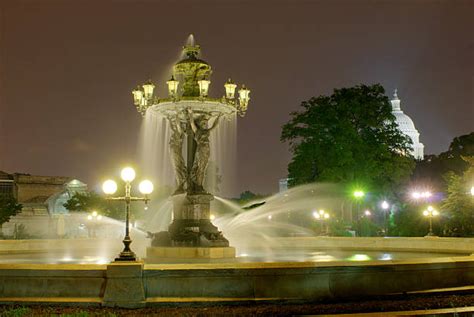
xmin=1 ymin=0 xmax=472 ymax=196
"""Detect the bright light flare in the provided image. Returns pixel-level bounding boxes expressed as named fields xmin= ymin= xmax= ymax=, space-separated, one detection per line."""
xmin=381 ymin=201 xmax=389 ymax=210
xmin=102 ymin=180 xmax=117 ymax=195
xmin=121 ymin=167 xmax=136 ymax=182
xmin=139 ymin=180 xmax=154 ymax=195
xmin=353 ymin=190 xmax=365 ymax=198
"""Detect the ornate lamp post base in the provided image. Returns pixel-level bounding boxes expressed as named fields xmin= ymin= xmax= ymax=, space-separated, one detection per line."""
xmin=115 ymin=236 xmax=138 ymax=262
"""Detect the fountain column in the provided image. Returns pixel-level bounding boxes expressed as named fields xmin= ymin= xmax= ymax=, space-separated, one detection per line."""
xmin=131 ymin=36 xmax=250 ymax=260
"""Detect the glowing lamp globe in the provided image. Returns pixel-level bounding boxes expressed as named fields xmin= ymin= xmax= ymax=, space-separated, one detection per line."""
xmin=139 ymin=180 xmax=154 ymax=195
xmin=312 ymin=211 xmax=321 ymax=219
xmin=470 ymin=186 xmax=474 ymax=196
xmin=142 ymin=81 xmax=155 ymax=99
xmin=97 ymin=215 xmax=103 ymax=221
xmin=423 ymin=210 xmax=429 ymax=216
xmin=381 ymin=201 xmax=389 ymax=210
xmin=427 ymin=205 xmax=434 ymax=212
xmin=102 ymin=180 xmax=117 ymax=195
xmin=224 ymin=78 xmax=237 ymax=99
xmin=323 ymin=213 xmax=330 ymax=219
xmin=198 ymin=79 xmax=211 ymax=97
xmin=87 ymin=215 xmax=92 ymax=220
xmin=121 ymin=167 xmax=136 ymax=182
xmin=92 ymin=211 xmax=98 ymax=217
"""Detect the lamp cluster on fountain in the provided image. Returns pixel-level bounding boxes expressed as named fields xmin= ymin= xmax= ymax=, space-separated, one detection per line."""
xmin=132 ymin=44 xmax=250 ymax=117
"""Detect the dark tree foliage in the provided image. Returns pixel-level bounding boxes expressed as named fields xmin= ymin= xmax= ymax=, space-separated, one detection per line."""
xmin=390 ymin=203 xmax=435 ymax=237
xmin=281 ymin=84 xmax=414 ymax=193
xmin=441 ymin=156 xmax=474 ymax=236
xmin=236 ymin=190 xmax=266 ymax=206
xmin=413 ymin=132 xmax=474 ymax=190
xmin=0 ymin=195 xmax=22 ymax=227
xmin=64 ymin=191 xmax=123 ymax=220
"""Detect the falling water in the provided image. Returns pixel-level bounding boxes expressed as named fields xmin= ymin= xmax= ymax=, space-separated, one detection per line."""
xmin=139 ymin=110 xmax=174 ymax=188
xmin=207 ymin=113 xmax=238 ymax=197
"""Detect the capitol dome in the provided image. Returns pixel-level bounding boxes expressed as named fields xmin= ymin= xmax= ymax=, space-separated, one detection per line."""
xmin=391 ymin=90 xmax=424 ymax=160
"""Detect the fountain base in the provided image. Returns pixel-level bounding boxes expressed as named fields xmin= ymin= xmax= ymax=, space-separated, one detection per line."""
xmin=146 ymin=246 xmax=235 ymax=262
xmin=150 ymin=193 xmax=231 ymax=248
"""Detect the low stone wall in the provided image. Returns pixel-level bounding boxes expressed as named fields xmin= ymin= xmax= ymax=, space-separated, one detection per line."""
xmin=143 ymin=257 xmax=474 ymax=301
xmin=1 ymin=256 xmax=474 ymax=306
xmin=273 ymin=237 xmax=474 ymax=254
xmin=0 ymin=264 xmax=106 ymax=304
xmin=1 ymin=237 xmax=474 ymax=307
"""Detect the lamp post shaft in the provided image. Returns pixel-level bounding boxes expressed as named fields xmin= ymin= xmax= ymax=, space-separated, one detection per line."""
xmin=115 ymin=181 xmax=137 ymax=262
xmin=429 ymin=216 xmax=433 ymax=235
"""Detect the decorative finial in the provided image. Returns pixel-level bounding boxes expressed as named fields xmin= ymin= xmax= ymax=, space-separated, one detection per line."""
xmin=393 ymin=88 xmax=398 ymax=99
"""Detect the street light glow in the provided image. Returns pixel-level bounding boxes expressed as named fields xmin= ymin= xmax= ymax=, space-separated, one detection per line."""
xmin=381 ymin=201 xmax=389 ymax=210
xmin=139 ymin=180 xmax=154 ymax=195
xmin=353 ymin=190 xmax=365 ymax=198
xmin=364 ymin=210 xmax=371 ymax=216
xmin=102 ymin=180 xmax=118 ymax=195
xmin=121 ymin=167 xmax=136 ymax=182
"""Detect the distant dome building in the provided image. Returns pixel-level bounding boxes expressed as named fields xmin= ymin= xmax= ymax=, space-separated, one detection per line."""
xmin=390 ymin=89 xmax=424 ymax=160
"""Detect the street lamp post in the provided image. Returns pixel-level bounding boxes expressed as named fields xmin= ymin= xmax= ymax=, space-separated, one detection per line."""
xmin=422 ymin=205 xmax=439 ymax=237
xmin=313 ymin=209 xmax=330 ymax=235
xmin=103 ymin=167 xmax=154 ymax=262
xmin=381 ymin=200 xmax=390 ymax=236
xmin=87 ymin=210 xmax=103 ymax=238
xmin=353 ymin=190 xmax=365 ymax=218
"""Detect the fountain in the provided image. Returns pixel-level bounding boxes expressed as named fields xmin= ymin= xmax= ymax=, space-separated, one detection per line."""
xmin=1 ymin=35 xmax=474 ymax=309
xmin=132 ymin=35 xmax=249 ymax=261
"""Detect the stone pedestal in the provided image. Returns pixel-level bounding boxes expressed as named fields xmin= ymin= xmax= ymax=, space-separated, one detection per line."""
xmin=151 ymin=193 xmax=230 ymax=248
xmin=147 ymin=193 xmax=235 ymax=263
xmin=102 ymin=262 xmax=145 ymax=308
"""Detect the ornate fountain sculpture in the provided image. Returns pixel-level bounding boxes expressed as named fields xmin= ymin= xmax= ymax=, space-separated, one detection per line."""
xmin=131 ymin=36 xmax=250 ymax=257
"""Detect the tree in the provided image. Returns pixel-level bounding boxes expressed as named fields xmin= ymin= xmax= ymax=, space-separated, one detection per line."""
xmin=235 ymin=190 xmax=266 ymax=206
xmin=413 ymin=132 xmax=474 ymax=190
xmin=64 ymin=191 xmax=123 ymax=220
xmin=281 ymin=84 xmax=415 ymax=193
xmin=391 ymin=203 xmax=433 ymax=236
xmin=441 ymin=156 xmax=474 ymax=236
xmin=0 ymin=195 xmax=22 ymax=227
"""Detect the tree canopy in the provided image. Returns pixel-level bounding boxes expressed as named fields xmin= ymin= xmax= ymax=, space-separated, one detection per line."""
xmin=0 ymin=195 xmax=22 ymax=227
xmin=441 ymin=156 xmax=474 ymax=236
xmin=281 ymin=84 xmax=414 ymax=193
xmin=413 ymin=132 xmax=474 ymax=190
xmin=64 ymin=191 xmax=123 ymax=220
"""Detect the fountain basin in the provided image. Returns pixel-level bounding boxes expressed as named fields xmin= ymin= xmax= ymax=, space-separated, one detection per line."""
xmin=0 ymin=237 xmax=474 ymax=307
xmin=1 ymin=256 xmax=474 ymax=307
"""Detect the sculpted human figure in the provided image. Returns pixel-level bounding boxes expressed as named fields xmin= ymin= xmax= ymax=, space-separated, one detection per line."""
xmin=169 ymin=114 xmax=187 ymax=194
xmin=187 ymin=108 xmax=221 ymax=193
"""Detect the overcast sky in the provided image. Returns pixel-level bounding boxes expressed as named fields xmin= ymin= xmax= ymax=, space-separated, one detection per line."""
xmin=1 ymin=0 xmax=472 ymax=196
